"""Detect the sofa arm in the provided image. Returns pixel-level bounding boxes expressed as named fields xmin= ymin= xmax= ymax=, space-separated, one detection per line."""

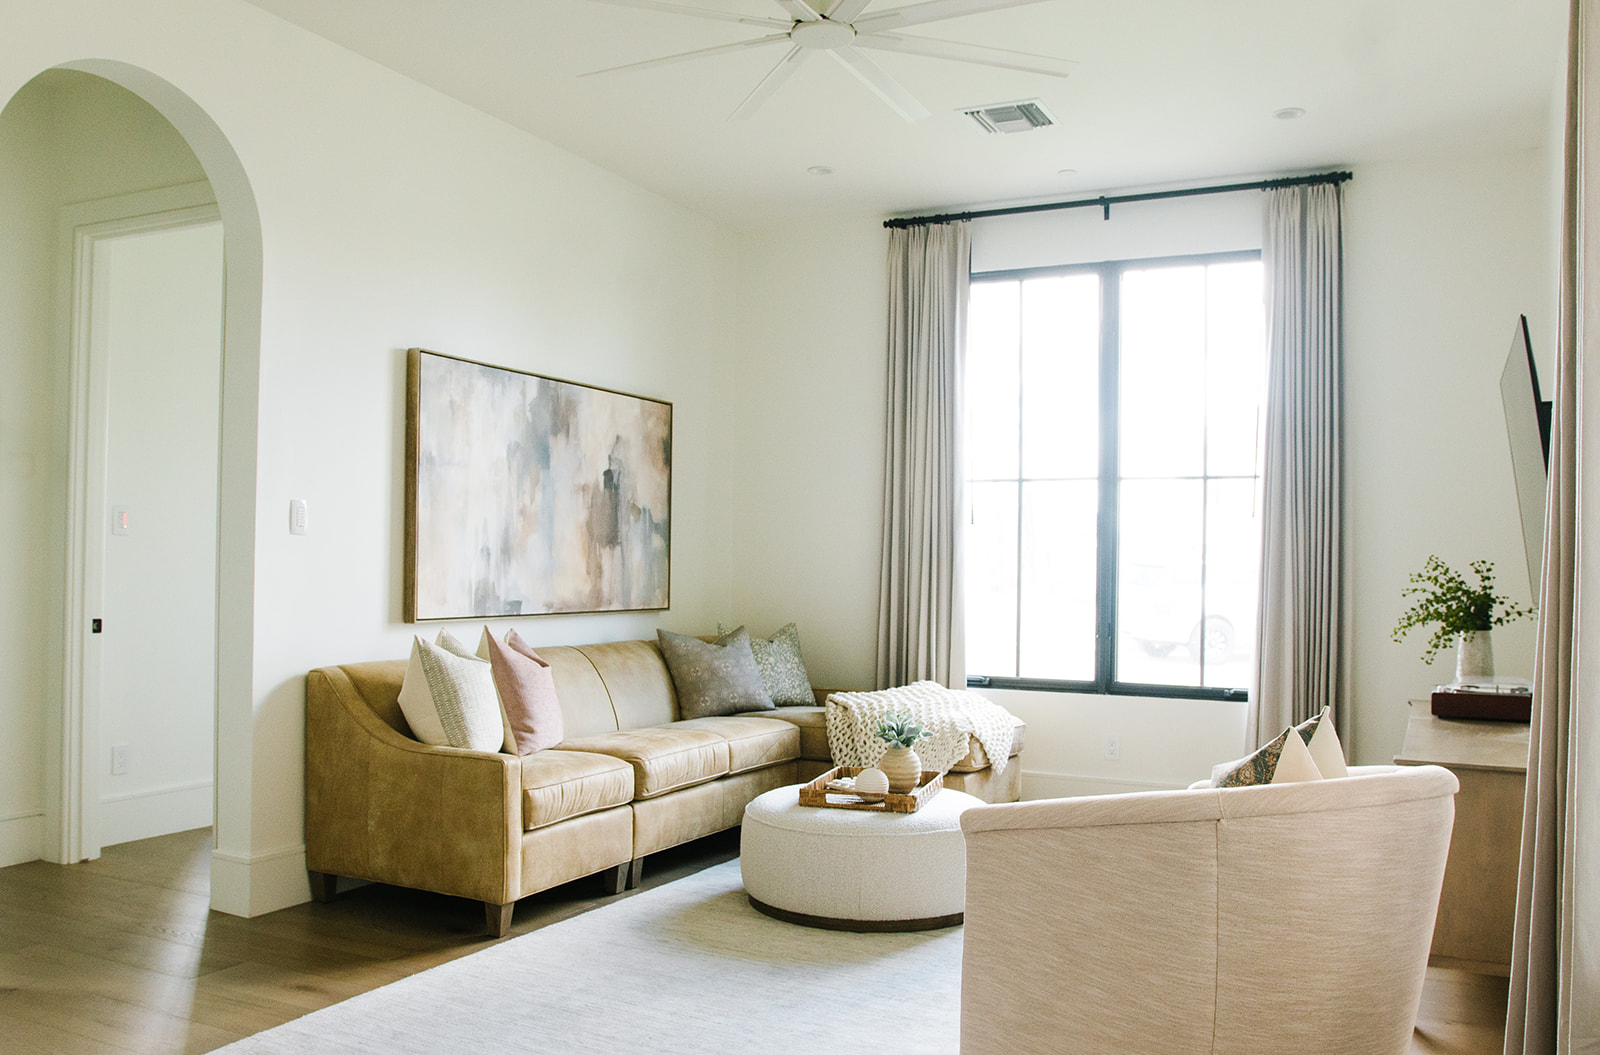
xmin=306 ymin=666 xmax=522 ymax=905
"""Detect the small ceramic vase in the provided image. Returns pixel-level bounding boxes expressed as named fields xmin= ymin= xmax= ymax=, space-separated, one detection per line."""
xmin=878 ymin=746 xmax=923 ymax=794
xmin=1456 ymin=629 xmax=1494 ymax=682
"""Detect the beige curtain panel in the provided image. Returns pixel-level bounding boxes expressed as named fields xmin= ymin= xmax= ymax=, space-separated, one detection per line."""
xmin=876 ymin=221 xmax=970 ymax=689
xmin=1504 ymin=1 xmax=1599 ymax=1049
xmin=1249 ymin=183 xmax=1345 ymax=749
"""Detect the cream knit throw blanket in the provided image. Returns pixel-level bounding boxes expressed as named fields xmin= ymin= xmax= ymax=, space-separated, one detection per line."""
xmin=825 ymin=682 xmax=1015 ymax=776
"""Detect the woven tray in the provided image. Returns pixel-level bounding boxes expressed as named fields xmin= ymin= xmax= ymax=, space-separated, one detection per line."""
xmin=797 ymin=765 xmax=943 ymax=813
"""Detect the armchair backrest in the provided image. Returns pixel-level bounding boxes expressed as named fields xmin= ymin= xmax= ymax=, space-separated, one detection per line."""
xmin=958 ymin=765 xmax=1458 ymax=1055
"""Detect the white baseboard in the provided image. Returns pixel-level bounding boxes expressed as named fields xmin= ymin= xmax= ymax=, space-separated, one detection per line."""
xmin=0 ymin=810 xmax=43 ymax=867
xmin=100 ymin=780 xmax=212 ymax=848
xmin=211 ymin=843 xmax=308 ymax=918
xmin=1021 ymin=770 xmax=1189 ymax=800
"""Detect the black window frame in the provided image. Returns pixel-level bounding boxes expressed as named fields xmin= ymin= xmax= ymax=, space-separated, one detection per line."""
xmin=964 ymin=248 xmax=1263 ymax=702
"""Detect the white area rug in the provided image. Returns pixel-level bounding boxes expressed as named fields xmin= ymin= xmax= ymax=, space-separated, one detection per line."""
xmin=218 ymin=860 xmax=963 ymax=1054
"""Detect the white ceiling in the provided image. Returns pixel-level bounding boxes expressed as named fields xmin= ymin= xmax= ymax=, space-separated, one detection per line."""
xmin=241 ymin=0 xmax=1567 ymax=228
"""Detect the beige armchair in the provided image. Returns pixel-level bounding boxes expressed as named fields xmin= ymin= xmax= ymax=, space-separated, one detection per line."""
xmin=958 ymin=765 xmax=1458 ymax=1055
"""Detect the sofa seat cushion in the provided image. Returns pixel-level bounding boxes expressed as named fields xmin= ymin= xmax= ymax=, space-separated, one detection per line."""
xmin=554 ymin=728 xmax=729 ymax=799
xmin=741 ymin=705 xmax=829 ymax=761
xmin=670 ymin=716 xmax=801 ymax=774
xmin=519 ymin=750 xmax=635 ymax=832
xmin=950 ymin=715 xmax=1028 ymax=773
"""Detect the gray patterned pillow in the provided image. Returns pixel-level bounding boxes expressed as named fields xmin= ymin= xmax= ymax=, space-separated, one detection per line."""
xmin=717 ymin=622 xmax=814 ymax=706
xmin=657 ymin=627 xmax=775 ymax=718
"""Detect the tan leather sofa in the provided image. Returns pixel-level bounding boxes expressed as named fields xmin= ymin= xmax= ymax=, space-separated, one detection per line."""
xmin=305 ymin=636 xmax=1024 ymax=936
xmin=958 ymin=764 xmax=1458 ymax=1055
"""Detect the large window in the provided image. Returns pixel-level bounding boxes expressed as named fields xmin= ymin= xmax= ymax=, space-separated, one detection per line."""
xmin=964 ymin=252 xmax=1265 ymax=699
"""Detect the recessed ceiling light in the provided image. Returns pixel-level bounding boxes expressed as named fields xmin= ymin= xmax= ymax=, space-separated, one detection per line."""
xmin=1057 ymin=168 xmax=1078 ymax=176
xmin=807 ymin=165 xmax=834 ymax=176
xmin=1274 ymin=107 xmax=1306 ymax=121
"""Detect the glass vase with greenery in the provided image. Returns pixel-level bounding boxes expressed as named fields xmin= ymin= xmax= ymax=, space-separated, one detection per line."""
xmin=1390 ymin=555 xmax=1535 ymax=663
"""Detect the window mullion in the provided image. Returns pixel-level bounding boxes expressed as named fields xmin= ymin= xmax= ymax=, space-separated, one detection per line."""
xmin=1013 ymin=285 xmax=1025 ymax=680
xmin=1095 ymin=264 xmax=1120 ymax=694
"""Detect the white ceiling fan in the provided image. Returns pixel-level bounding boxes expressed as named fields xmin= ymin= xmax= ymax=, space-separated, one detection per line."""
xmin=582 ymin=0 xmax=1074 ymax=122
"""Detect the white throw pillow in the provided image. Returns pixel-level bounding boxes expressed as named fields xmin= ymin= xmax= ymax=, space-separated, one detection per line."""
xmin=1271 ymin=726 xmax=1323 ymax=784
xmin=396 ymin=633 xmax=505 ymax=753
xmin=1295 ymin=707 xmax=1349 ymax=778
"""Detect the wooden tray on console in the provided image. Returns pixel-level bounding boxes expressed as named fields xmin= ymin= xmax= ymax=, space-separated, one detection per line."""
xmin=797 ymin=765 xmax=943 ymax=814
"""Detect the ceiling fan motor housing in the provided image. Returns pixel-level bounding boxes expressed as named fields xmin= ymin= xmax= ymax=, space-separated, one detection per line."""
xmin=790 ymin=20 xmax=856 ymax=49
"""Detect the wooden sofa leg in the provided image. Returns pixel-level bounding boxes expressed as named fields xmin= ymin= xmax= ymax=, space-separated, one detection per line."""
xmin=308 ymin=870 xmax=337 ymax=904
xmin=600 ymin=863 xmax=628 ymax=895
xmin=626 ymin=856 xmax=644 ymax=890
xmin=485 ymin=901 xmax=514 ymax=938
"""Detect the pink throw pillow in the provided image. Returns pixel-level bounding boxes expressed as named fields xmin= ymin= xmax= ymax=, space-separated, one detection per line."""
xmin=482 ymin=628 xmax=564 ymax=754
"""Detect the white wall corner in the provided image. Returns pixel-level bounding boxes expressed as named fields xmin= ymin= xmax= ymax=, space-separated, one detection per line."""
xmin=210 ymin=843 xmax=308 ymax=917
xmin=0 ymin=810 xmax=43 ymax=868
xmin=99 ymin=781 xmax=213 ymax=849
xmin=1021 ymin=770 xmax=1190 ymax=801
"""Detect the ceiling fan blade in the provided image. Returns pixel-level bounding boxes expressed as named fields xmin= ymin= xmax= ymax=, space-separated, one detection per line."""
xmin=827 ymin=0 xmax=875 ymax=20
xmin=856 ymin=32 xmax=1074 ymax=77
xmin=854 ymin=0 xmax=1057 ymax=33
xmin=586 ymin=0 xmax=792 ymax=30
xmin=581 ymin=34 xmax=791 ymax=77
xmin=730 ymin=47 xmax=810 ymax=119
xmin=827 ymin=46 xmax=931 ymax=121
xmin=774 ymin=0 xmax=824 ymax=19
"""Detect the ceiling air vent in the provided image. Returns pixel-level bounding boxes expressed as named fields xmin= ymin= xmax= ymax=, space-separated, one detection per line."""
xmin=963 ymin=99 xmax=1057 ymax=135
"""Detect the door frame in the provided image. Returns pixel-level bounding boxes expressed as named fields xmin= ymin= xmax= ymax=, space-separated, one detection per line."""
xmin=50 ymin=181 xmax=221 ymax=863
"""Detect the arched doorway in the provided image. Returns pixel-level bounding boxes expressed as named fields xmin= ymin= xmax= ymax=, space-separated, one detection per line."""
xmin=0 ymin=61 xmax=261 ymax=915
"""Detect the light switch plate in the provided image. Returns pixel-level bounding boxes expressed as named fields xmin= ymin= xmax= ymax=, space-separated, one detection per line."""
xmin=111 ymin=506 xmax=131 ymax=535
xmin=289 ymin=498 xmax=308 ymax=536
xmin=111 ymin=744 xmax=130 ymax=775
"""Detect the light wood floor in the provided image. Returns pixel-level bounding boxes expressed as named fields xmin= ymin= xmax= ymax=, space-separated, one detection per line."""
xmin=0 ymin=828 xmax=1508 ymax=1054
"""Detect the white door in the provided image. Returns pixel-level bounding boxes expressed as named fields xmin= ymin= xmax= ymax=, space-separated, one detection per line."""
xmin=89 ymin=220 xmax=224 ymax=849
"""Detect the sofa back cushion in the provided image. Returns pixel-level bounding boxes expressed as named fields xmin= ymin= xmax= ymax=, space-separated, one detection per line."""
xmin=576 ymin=640 xmax=678 ymax=729
xmin=537 ymin=646 xmax=622 ymax=738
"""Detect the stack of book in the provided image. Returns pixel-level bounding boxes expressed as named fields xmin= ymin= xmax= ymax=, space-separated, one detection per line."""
xmin=1430 ymin=679 xmax=1533 ymax=722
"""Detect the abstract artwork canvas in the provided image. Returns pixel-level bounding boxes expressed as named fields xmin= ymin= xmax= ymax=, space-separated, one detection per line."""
xmin=405 ymin=349 xmax=671 ymax=620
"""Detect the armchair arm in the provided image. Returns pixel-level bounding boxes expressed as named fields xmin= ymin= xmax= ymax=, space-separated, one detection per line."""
xmin=305 ymin=666 xmax=522 ymax=904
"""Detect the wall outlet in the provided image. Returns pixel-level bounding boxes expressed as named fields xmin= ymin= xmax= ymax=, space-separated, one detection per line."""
xmin=1104 ymin=733 xmax=1121 ymax=761
xmin=111 ymin=744 xmax=130 ymax=775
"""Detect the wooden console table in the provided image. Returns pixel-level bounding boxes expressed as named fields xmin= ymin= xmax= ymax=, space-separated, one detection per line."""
xmin=1395 ymin=710 xmax=1529 ymax=975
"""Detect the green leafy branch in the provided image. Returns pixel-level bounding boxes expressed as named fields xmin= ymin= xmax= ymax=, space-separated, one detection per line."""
xmin=1391 ymin=555 xmax=1535 ymax=663
xmin=875 ymin=711 xmax=929 ymax=749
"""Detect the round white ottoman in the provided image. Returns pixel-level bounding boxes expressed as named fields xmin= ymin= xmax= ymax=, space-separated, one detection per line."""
xmin=740 ymin=784 xmax=982 ymax=931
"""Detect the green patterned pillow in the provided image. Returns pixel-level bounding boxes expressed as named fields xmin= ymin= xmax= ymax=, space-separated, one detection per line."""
xmin=1210 ymin=724 xmax=1323 ymax=787
xmin=717 ymin=622 xmax=814 ymax=706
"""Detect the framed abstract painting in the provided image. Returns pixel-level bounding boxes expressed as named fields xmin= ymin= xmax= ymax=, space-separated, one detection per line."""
xmin=404 ymin=348 xmax=672 ymax=621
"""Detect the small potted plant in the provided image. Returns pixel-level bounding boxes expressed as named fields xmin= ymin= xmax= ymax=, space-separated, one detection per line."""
xmin=1391 ymin=555 xmax=1535 ymax=681
xmin=875 ymin=711 xmax=930 ymax=794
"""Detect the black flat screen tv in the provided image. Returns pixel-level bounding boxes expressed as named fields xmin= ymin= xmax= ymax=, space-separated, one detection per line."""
xmin=1500 ymin=314 xmax=1551 ymax=598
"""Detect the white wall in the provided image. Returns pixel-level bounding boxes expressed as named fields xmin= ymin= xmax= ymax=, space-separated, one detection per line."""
xmin=1343 ymin=148 xmax=1555 ymax=768
xmin=0 ymin=70 xmax=211 ymax=868
xmin=729 ymin=217 xmax=887 ymax=691
xmin=3 ymin=0 xmax=738 ymax=912
xmin=96 ymin=221 xmax=223 ymax=847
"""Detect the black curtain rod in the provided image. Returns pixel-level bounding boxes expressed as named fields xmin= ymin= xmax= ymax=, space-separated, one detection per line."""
xmin=882 ymin=169 xmax=1354 ymax=229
